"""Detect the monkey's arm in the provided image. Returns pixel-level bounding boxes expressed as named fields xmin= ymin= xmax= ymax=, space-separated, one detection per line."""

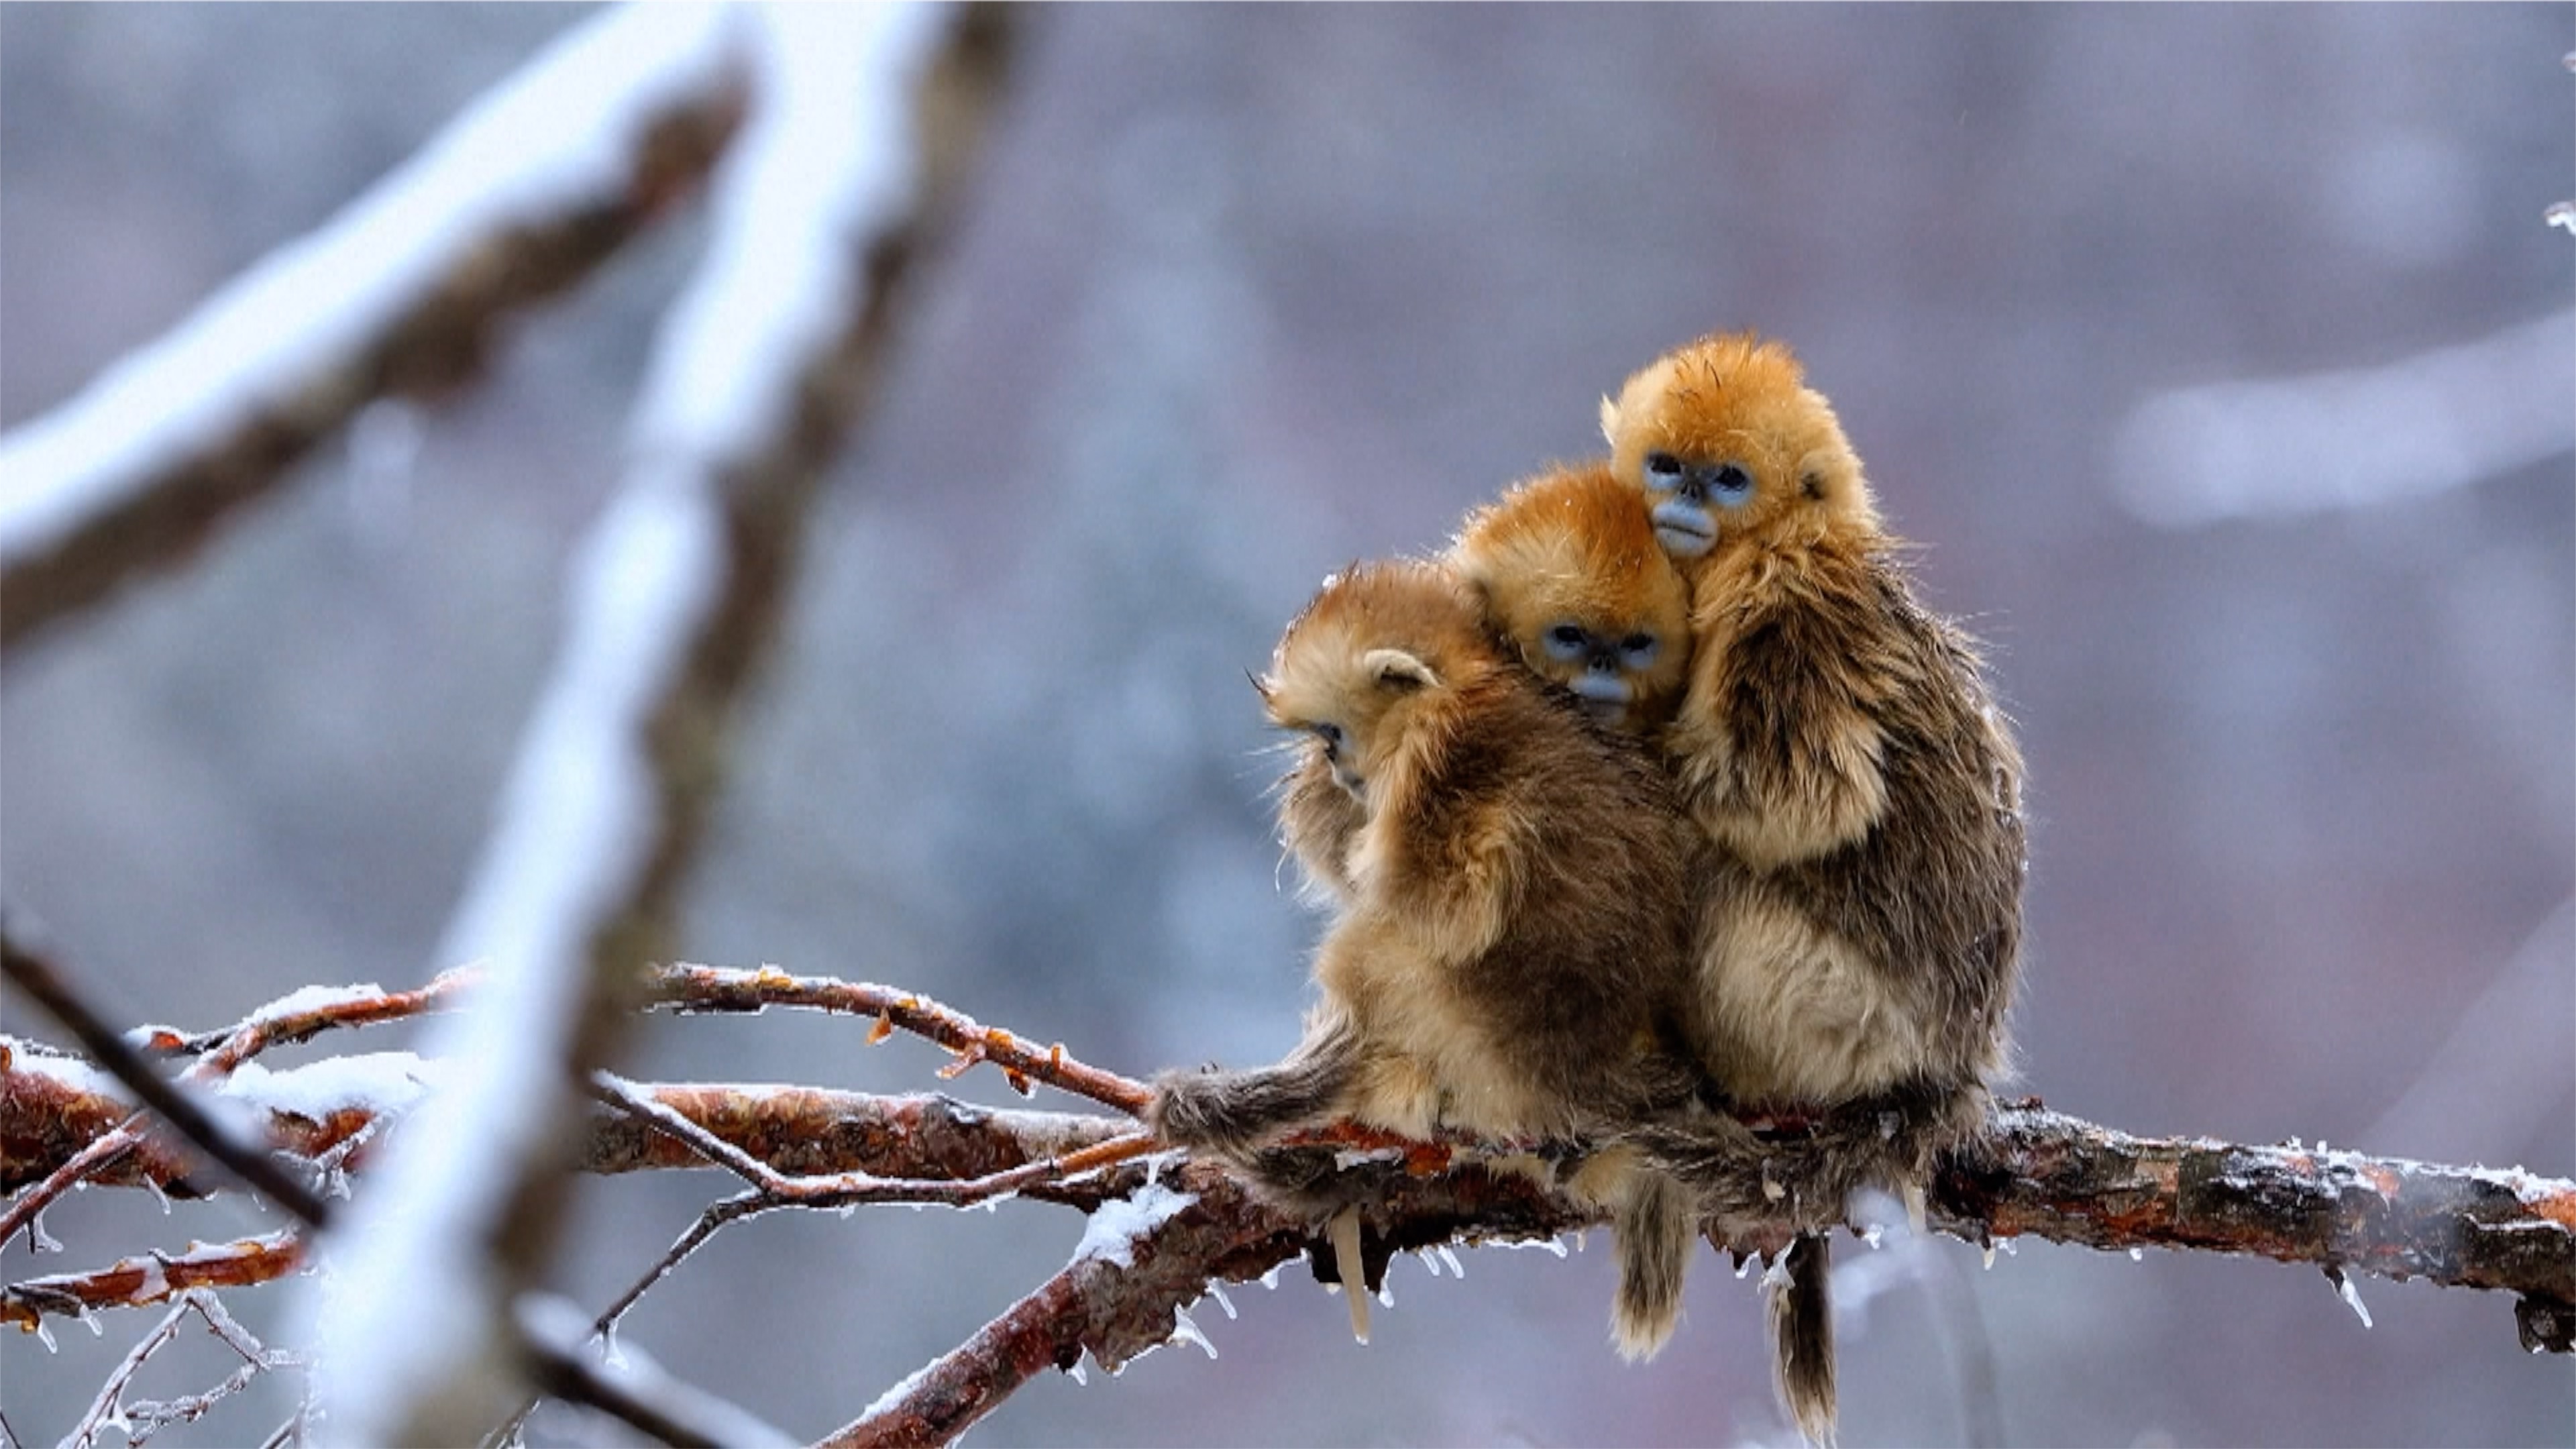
xmin=1144 ymin=1008 xmax=1364 ymax=1157
xmin=1670 ymin=551 xmax=1917 ymax=869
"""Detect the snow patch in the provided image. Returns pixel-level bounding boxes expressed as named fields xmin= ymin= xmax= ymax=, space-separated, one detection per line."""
xmin=3 ymin=1042 xmax=130 ymax=1103
xmin=223 ymin=1053 xmax=439 ymax=1122
xmin=250 ymin=983 xmax=392 ymax=1022
xmin=1071 ymin=1183 xmax=1197 ymax=1270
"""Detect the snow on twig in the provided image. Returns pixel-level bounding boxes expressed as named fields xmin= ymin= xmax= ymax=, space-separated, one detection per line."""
xmin=2 ymin=1233 xmax=309 ymax=1332
xmin=0 ymin=4 xmax=748 ymax=651
xmin=0 ymin=912 xmax=333 ymax=1231
xmin=0 ymin=953 xmax=474 ymax=1245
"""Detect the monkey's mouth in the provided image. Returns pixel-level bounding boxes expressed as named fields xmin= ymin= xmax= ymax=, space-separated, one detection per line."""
xmin=1568 ymin=673 xmax=1631 ymax=727
xmin=1649 ymin=500 xmax=1717 ymax=557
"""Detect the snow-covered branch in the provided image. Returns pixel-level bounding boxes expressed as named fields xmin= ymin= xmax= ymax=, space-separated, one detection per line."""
xmin=2110 ymin=308 xmax=2576 ymax=527
xmin=0 ymin=4 xmax=749 ymax=653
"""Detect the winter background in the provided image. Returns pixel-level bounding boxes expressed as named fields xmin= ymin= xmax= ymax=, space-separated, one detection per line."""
xmin=2 ymin=5 xmax=2571 ymax=1445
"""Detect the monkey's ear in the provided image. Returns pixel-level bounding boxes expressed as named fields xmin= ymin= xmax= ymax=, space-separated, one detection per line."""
xmin=1598 ymin=394 xmax=1621 ymax=446
xmin=1360 ymin=648 xmax=1438 ymax=694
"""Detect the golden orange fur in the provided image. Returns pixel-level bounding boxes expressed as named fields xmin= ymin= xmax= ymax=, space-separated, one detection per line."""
xmin=1148 ymin=558 xmax=1709 ymax=1359
xmin=1604 ymin=332 xmax=2029 ymax=1446
xmin=1450 ymin=462 xmax=1693 ymax=734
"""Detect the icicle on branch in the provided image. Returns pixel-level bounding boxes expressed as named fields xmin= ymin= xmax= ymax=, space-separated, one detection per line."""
xmin=60 ymin=1290 xmax=300 ymax=1449
xmin=0 ymin=5 xmax=749 ymax=653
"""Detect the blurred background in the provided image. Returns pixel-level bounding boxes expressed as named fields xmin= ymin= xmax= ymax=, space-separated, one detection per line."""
xmin=3 ymin=5 xmax=2571 ymax=1445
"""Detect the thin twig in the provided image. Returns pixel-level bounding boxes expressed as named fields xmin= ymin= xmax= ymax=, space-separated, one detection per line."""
xmin=182 ymin=967 xmax=482 ymax=1067
xmin=66 ymin=1295 xmax=202 ymax=1449
xmin=119 ymin=1293 xmax=301 ymax=1446
xmin=485 ymin=1083 xmax=1158 ymax=1448
xmin=564 ymin=1083 xmax=1154 ymax=1382
xmin=586 ymin=1071 xmax=1157 ymax=1210
xmin=645 ymin=963 xmax=1153 ymax=1114
xmin=61 ymin=1290 xmax=295 ymax=1449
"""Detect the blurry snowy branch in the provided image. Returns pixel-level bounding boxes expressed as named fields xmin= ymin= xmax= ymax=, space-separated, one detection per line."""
xmin=0 ymin=3 xmax=749 ymax=653
xmin=2551 ymin=52 xmax=2575 ymax=237
xmin=9 ymin=961 xmax=2573 ymax=1444
xmin=290 ymin=3 xmax=1011 ymax=1444
xmin=2111 ymin=308 xmax=2576 ymax=527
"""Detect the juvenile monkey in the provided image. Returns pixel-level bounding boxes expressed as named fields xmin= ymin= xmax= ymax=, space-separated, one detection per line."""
xmin=1449 ymin=461 xmax=1693 ymax=735
xmin=1602 ymin=333 xmax=2028 ymax=1444
xmin=1147 ymin=558 xmax=1707 ymax=1358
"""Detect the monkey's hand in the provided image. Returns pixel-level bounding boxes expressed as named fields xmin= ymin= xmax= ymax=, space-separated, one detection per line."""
xmin=1144 ymin=1065 xmax=1302 ymax=1159
xmin=1675 ymin=551 xmax=1915 ymax=869
xmin=1277 ymin=754 xmax=1367 ymax=904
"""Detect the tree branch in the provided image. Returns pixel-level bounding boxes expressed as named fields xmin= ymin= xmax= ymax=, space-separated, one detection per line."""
xmin=0 ymin=910 xmax=333 ymax=1229
xmin=3 ymin=1233 xmax=309 ymax=1332
xmin=1931 ymin=1102 xmax=2576 ymax=1348
xmin=9 ymin=990 xmax=2569 ymax=1441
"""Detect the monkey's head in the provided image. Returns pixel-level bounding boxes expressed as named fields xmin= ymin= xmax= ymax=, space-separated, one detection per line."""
xmin=1599 ymin=332 xmax=1880 ymax=566
xmin=1450 ymin=462 xmax=1690 ymax=733
xmin=1256 ymin=559 xmax=1499 ymax=805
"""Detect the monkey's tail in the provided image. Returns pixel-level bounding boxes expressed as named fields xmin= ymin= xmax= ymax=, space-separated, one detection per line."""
xmin=1609 ymin=1168 xmax=1693 ymax=1361
xmin=1768 ymin=1232 xmax=1837 ymax=1448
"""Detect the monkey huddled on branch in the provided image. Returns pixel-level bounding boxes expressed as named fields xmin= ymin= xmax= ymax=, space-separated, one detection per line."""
xmin=1148 ymin=332 xmax=2027 ymax=1445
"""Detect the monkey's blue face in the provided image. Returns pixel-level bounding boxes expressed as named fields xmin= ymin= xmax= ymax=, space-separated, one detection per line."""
xmin=1538 ymin=622 xmax=1662 ymax=726
xmin=1640 ymin=451 xmax=1753 ymax=558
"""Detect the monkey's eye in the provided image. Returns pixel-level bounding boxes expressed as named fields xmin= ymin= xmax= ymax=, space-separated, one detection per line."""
xmin=1309 ymin=722 xmax=1344 ymax=753
xmin=1542 ymin=623 xmax=1589 ymax=662
xmin=1709 ymin=463 xmax=1754 ymax=502
xmin=1644 ymin=451 xmax=1684 ymax=489
xmin=1619 ymin=633 xmax=1660 ymax=664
